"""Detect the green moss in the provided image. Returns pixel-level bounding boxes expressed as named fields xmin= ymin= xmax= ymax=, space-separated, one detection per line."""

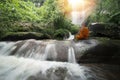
xmin=54 ymin=29 xmax=69 ymax=40
xmin=1 ymin=32 xmax=45 ymax=41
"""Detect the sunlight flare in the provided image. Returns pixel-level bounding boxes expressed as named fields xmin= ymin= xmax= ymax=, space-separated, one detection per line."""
xmin=67 ymin=0 xmax=97 ymax=25
xmin=68 ymin=0 xmax=85 ymax=11
xmin=68 ymin=0 xmax=96 ymax=11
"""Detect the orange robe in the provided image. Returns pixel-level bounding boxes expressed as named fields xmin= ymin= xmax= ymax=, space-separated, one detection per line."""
xmin=75 ymin=26 xmax=89 ymax=40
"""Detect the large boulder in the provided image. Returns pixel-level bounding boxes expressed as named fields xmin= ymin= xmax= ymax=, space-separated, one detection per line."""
xmin=76 ymin=38 xmax=120 ymax=63
xmin=89 ymin=23 xmax=120 ymax=39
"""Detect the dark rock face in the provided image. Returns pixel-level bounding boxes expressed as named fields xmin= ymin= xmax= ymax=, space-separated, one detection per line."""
xmin=77 ymin=39 xmax=120 ymax=63
xmin=89 ymin=23 xmax=120 ymax=39
xmin=89 ymin=23 xmax=106 ymax=33
xmin=82 ymin=64 xmax=120 ymax=80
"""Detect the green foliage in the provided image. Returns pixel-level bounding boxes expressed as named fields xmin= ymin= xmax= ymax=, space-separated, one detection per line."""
xmin=0 ymin=0 xmax=40 ymax=22
xmin=88 ymin=0 xmax=120 ymax=24
xmin=109 ymin=12 xmax=120 ymax=25
xmin=0 ymin=0 xmax=78 ymax=40
xmin=70 ymin=25 xmax=79 ymax=34
xmin=54 ymin=29 xmax=69 ymax=40
xmin=87 ymin=0 xmax=120 ymax=39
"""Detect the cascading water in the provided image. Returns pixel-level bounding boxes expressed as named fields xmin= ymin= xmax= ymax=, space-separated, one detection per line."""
xmin=0 ymin=39 xmax=114 ymax=80
xmin=44 ymin=43 xmax=57 ymax=60
xmin=0 ymin=0 xmax=118 ymax=80
xmin=0 ymin=39 xmax=57 ymax=61
xmin=68 ymin=47 xmax=76 ymax=63
xmin=0 ymin=55 xmax=108 ymax=80
xmin=0 ymin=39 xmax=98 ymax=60
xmin=0 ymin=42 xmax=16 ymax=55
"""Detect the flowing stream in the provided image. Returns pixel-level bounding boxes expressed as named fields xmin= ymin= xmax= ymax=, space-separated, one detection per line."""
xmin=0 ymin=39 xmax=118 ymax=80
xmin=0 ymin=39 xmax=98 ymax=61
xmin=0 ymin=55 xmax=108 ymax=80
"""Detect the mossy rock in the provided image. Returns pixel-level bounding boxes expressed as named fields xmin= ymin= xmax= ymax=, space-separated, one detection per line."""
xmin=1 ymin=32 xmax=51 ymax=41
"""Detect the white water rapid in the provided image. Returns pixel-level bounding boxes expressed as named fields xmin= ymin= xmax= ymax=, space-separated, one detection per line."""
xmin=0 ymin=39 xmax=98 ymax=61
xmin=0 ymin=39 xmax=107 ymax=80
xmin=0 ymin=55 xmax=107 ymax=80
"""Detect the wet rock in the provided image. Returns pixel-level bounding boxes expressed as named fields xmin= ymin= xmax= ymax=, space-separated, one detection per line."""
xmin=46 ymin=67 xmax=68 ymax=80
xmin=77 ymin=38 xmax=120 ymax=63
xmin=27 ymin=76 xmax=37 ymax=80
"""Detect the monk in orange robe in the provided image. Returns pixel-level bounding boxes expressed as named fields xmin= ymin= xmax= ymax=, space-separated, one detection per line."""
xmin=75 ymin=24 xmax=89 ymax=40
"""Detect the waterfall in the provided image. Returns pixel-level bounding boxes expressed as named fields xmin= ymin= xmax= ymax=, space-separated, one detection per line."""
xmin=68 ymin=47 xmax=76 ymax=63
xmin=0 ymin=42 xmax=16 ymax=55
xmin=44 ymin=44 xmax=57 ymax=60
xmin=0 ymin=55 xmax=107 ymax=80
xmin=0 ymin=39 xmax=98 ymax=61
xmin=0 ymin=40 xmax=58 ymax=61
xmin=14 ymin=40 xmax=48 ymax=60
xmin=66 ymin=32 xmax=74 ymax=40
xmin=0 ymin=39 xmax=115 ymax=80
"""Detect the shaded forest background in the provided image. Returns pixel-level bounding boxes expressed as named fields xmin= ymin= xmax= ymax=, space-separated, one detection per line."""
xmin=0 ymin=0 xmax=120 ymax=40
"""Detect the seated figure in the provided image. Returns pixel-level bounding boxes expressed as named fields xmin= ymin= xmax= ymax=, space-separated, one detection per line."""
xmin=75 ymin=24 xmax=89 ymax=40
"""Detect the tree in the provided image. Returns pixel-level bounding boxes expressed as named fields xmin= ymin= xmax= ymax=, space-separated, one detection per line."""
xmin=88 ymin=0 xmax=120 ymax=24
